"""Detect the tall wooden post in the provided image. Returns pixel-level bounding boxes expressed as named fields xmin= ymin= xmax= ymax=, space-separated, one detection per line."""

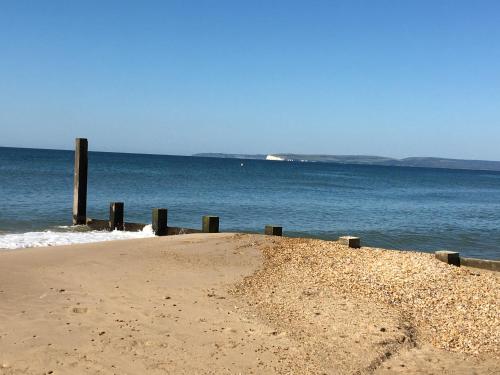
xmin=109 ymin=202 xmax=124 ymax=231
xmin=72 ymin=138 xmax=88 ymax=225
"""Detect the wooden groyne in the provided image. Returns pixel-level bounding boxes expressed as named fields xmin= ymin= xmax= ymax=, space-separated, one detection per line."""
xmin=72 ymin=138 xmax=282 ymax=237
xmin=435 ymin=251 xmax=500 ymax=272
xmin=72 ymin=138 xmax=498 ymax=272
xmin=85 ymin=218 xmax=202 ymax=235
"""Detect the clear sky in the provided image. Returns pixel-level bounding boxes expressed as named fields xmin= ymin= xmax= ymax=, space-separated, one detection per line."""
xmin=1 ymin=1 xmax=499 ymax=160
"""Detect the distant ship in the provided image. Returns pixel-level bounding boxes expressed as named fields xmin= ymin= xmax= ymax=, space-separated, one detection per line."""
xmin=265 ymin=154 xmax=285 ymax=161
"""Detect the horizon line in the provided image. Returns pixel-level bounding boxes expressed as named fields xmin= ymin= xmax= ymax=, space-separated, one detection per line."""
xmin=1 ymin=144 xmax=500 ymax=164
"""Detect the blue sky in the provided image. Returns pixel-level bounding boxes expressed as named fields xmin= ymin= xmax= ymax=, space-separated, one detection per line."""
xmin=1 ymin=1 xmax=499 ymax=160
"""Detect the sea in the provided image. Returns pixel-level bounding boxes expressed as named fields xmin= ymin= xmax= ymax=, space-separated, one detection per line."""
xmin=1 ymin=146 xmax=499 ymax=260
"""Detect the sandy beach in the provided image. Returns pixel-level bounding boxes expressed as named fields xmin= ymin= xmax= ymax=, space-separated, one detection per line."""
xmin=0 ymin=233 xmax=498 ymax=374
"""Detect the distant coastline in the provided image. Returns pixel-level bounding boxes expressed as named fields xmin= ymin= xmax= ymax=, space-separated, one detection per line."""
xmin=2 ymin=146 xmax=500 ymax=172
xmin=193 ymin=153 xmax=500 ymax=172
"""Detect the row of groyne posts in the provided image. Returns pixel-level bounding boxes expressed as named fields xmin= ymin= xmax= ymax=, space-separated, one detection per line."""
xmin=72 ymin=138 xmax=499 ymax=272
xmin=72 ymin=138 xmax=288 ymax=238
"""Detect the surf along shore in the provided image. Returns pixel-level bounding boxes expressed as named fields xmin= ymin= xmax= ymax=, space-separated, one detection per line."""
xmin=0 ymin=233 xmax=498 ymax=374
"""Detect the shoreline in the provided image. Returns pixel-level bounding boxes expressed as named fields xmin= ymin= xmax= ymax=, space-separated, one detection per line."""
xmin=1 ymin=228 xmax=499 ymax=267
xmin=0 ymin=234 xmax=498 ymax=374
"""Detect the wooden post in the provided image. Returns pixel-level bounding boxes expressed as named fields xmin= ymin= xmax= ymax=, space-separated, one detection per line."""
xmin=435 ymin=251 xmax=460 ymax=267
xmin=202 ymin=216 xmax=219 ymax=233
xmin=339 ymin=236 xmax=361 ymax=248
xmin=265 ymin=225 xmax=282 ymax=236
xmin=152 ymin=208 xmax=168 ymax=236
xmin=72 ymin=138 xmax=88 ymax=225
xmin=109 ymin=202 xmax=124 ymax=231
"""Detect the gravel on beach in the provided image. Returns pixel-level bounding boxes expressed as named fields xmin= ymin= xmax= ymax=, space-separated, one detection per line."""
xmin=233 ymin=237 xmax=499 ymax=356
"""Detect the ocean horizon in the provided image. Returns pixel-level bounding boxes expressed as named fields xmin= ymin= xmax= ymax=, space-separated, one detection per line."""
xmin=1 ymin=146 xmax=499 ymax=259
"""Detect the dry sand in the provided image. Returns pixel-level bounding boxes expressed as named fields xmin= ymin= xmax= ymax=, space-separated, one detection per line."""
xmin=0 ymin=233 xmax=498 ymax=374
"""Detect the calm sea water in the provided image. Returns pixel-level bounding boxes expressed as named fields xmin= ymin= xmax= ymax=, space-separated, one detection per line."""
xmin=1 ymin=146 xmax=499 ymax=259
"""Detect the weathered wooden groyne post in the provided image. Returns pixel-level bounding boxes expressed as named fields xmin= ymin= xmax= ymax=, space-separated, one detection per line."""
xmin=435 ymin=250 xmax=460 ymax=267
xmin=73 ymin=138 xmax=88 ymax=225
xmin=202 ymin=216 xmax=219 ymax=233
xmin=339 ymin=236 xmax=361 ymax=248
xmin=265 ymin=225 xmax=282 ymax=236
xmin=152 ymin=208 xmax=168 ymax=236
xmin=109 ymin=202 xmax=124 ymax=231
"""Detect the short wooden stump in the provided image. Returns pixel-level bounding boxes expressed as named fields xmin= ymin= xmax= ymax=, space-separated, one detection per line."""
xmin=435 ymin=250 xmax=460 ymax=267
xmin=202 ymin=216 xmax=219 ymax=233
xmin=109 ymin=202 xmax=124 ymax=231
xmin=265 ymin=225 xmax=282 ymax=236
xmin=339 ymin=236 xmax=361 ymax=249
xmin=152 ymin=208 xmax=168 ymax=236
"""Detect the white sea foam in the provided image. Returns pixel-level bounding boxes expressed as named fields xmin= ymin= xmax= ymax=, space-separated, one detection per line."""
xmin=0 ymin=225 xmax=155 ymax=250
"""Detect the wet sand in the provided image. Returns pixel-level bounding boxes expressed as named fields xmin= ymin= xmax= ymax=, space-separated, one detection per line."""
xmin=0 ymin=233 xmax=498 ymax=374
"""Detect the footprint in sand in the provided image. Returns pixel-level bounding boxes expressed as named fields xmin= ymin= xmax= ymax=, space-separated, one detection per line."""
xmin=222 ymin=327 xmax=237 ymax=334
xmin=72 ymin=307 xmax=88 ymax=314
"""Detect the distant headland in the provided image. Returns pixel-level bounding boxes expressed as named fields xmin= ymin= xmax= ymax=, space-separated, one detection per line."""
xmin=193 ymin=153 xmax=500 ymax=172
